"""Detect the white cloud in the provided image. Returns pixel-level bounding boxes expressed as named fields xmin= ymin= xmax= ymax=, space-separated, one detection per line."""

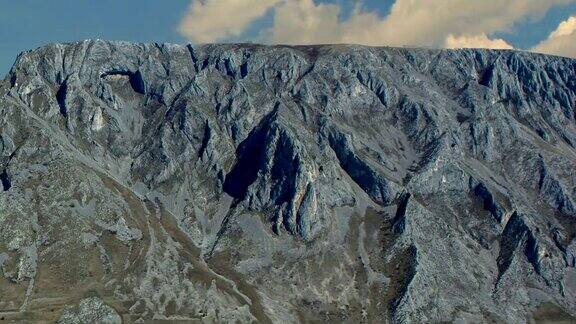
xmin=178 ymin=0 xmax=575 ymax=55
xmin=550 ymin=16 xmax=576 ymax=37
xmin=267 ymin=0 xmax=572 ymax=47
xmin=268 ymin=0 xmax=342 ymax=44
xmin=445 ymin=34 xmax=513 ymax=50
xmin=532 ymin=16 xmax=576 ymax=58
xmin=179 ymin=0 xmax=279 ymax=43
xmin=376 ymin=0 xmax=572 ymax=46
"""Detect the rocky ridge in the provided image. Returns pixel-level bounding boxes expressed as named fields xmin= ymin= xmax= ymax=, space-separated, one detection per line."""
xmin=0 ymin=40 xmax=575 ymax=322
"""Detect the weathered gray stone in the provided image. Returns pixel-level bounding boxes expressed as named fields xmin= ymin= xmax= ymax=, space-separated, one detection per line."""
xmin=58 ymin=297 xmax=121 ymax=324
xmin=0 ymin=40 xmax=575 ymax=323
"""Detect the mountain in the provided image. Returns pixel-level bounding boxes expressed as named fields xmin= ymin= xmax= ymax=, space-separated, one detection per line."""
xmin=0 ymin=40 xmax=575 ymax=323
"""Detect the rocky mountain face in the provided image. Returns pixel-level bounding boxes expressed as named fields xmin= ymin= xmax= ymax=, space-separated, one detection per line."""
xmin=0 ymin=40 xmax=575 ymax=323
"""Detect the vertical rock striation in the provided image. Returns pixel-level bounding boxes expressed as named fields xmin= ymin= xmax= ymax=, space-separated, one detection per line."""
xmin=0 ymin=40 xmax=575 ymax=322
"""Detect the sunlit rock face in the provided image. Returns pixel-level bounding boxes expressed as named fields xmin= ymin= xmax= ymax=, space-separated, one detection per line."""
xmin=0 ymin=40 xmax=575 ymax=323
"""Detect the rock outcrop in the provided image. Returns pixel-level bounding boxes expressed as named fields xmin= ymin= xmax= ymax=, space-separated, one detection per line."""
xmin=0 ymin=40 xmax=575 ymax=322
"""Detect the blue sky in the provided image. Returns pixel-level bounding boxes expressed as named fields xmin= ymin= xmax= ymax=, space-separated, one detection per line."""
xmin=0 ymin=0 xmax=189 ymax=75
xmin=2 ymin=0 xmax=576 ymax=76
